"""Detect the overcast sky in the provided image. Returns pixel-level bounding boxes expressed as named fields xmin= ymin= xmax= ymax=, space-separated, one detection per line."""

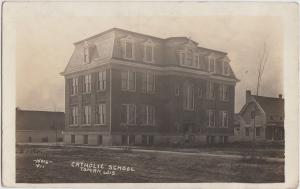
xmin=12 ymin=2 xmax=284 ymax=112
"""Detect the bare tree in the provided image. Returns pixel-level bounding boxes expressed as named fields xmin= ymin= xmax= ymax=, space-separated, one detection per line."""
xmin=256 ymin=42 xmax=270 ymax=96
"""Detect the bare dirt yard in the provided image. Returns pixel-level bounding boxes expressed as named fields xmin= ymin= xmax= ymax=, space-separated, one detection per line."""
xmin=16 ymin=144 xmax=284 ymax=183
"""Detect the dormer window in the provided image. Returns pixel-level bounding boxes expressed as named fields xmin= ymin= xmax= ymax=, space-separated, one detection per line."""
xmin=194 ymin=54 xmax=200 ymax=68
xmin=143 ymin=40 xmax=154 ymax=63
xmin=209 ymin=56 xmax=216 ymax=73
xmin=121 ymin=36 xmax=135 ymax=60
xmin=83 ymin=46 xmax=90 ymax=63
xmin=223 ymin=61 xmax=230 ymax=76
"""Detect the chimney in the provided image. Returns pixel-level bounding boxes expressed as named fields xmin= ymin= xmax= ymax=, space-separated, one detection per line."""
xmin=246 ymin=90 xmax=251 ymax=103
xmin=278 ymin=94 xmax=282 ymax=99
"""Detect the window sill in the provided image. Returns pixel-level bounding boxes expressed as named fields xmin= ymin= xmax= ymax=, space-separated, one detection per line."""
xmin=121 ymin=89 xmax=136 ymax=92
xmin=94 ymin=124 xmax=107 ymax=126
xmin=184 ymin=109 xmax=195 ymax=112
xmin=81 ymin=124 xmax=91 ymax=126
xmin=121 ymin=123 xmax=137 ymax=126
xmin=70 ymin=94 xmax=78 ymax=97
xmin=96 ymin=89 xmax=106 ymax=92
xmin=69 ymin=124 xmax=79 ymax=127
xmin=82 ymin=92 xmax=91 ymax=95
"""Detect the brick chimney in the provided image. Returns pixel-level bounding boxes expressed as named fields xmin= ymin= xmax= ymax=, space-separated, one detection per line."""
xmin=278 ymin=94 xmax=282 ymax=99
xmin=246 ymin=90 xmax=252 ymax=103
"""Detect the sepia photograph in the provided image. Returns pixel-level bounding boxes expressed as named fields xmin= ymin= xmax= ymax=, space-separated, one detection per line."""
xmin=1 ymin=1 xmax=299 ymax=188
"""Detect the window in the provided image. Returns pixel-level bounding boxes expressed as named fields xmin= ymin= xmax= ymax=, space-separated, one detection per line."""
xmin=256 ymin=127 xmax=261 ymax=137
xmin=270 ymin=116 xmax=273 ymax=120
xmin=175 ymin=87 xmax=180 ymax=96
xmin=71 ymin=135 xmax=75 ymax=144
xmin=122 ymin=135 xmax=127 ymax=145
xmin=83 ymin=135 xmax=88 ymax=144
xmin=207 ymin=81 xmax=215 ymax=99
xmin=70 ymin=77 xmax=78 ymax=95
xmin=198 ymin=87 xmax=203 ymax=98
xmin=129 ymin=135 xmax=136 ymax=145
xmin=98 ymin=135 xmax=102 ymax=145
xmin=144 ymin=41 xmax=154 ymax=63
xmin=121 ymin=104 xmax=136 ymax=125
xmin=141 ymin=72 xmax=156 ymax=93
xmin=82 ymin=105 xmax=91 ymax=125
xmin=209 ymin=56 xmax=216 ymax=73
xmin=207 ymin=110 xmax=215 ymax=127
xmin=97 ymin=71 xmax=106 ymax=91
xmin=179 ymin=51 xmax=186 ymax=65
xmin=245 ymin=128 xmax=250 ymax=136
xmin=141 ymin=105 xmax=155 ymax=125
xmin=183 ymin=85 xmax=194 ymax=110
xmin=220 ymin=84 xmax=229 ymax=101
xmin=220 ymin=111 xmax=228 ymax=128
xmin=194 ymin=54 xmax=200 ymax=68
xmin=142 ymin=135 xmax=154 ymax=145
xmin=83 ymin=47 xmax=90 ymax=63
xmin=83 ymin=74 xmax=91 ymax=93
xmin=223 ymin=61 xmax=230 ymax=76
xmin=186 ymin=49 xmax=193 ymax=66
xmin=95 ymin=104 xmax=106 ymax=125
xmin=121 ymin=71 xmax=136 ymax=91
xmin=28 ymin=136 xmax=32 ymax=143
xmin=70 ymin=106 xmax=78 ymax=125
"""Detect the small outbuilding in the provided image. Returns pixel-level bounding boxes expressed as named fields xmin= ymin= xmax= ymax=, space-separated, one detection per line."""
xmin=16 ymin=108 xmax=65 ymax=143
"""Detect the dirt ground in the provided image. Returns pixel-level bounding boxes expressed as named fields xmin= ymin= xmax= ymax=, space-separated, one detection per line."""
xmin=16 ymin=145 xmax=284 ymax=183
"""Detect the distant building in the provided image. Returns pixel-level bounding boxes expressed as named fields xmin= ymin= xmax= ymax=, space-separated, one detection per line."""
xmin=61 ymin=28 xmax=239 ymax=146
xmin=16 ymin=108 xmax=65 ymax=143
xmin=232 ymin=90 xmax=284 ymax=142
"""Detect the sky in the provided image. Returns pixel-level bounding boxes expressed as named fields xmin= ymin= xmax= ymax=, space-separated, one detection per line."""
xmin=12 ymin=2 xmax=284 ymax=113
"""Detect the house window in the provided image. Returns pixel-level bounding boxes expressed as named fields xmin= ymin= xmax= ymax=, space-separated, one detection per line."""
xmin=121 ymin=71 xmax=136 ymax=91
xmin=95 ymin=104 xmax=106 ymax=125
xmin=245 ymin=128 xmax=250 ymax=136
xmin=121 ymin=104 xmax=136 ymax=125
xmin=207 ymin=110 xmax=215 ymax=127
xmin=98 ymin=135 xmax=102 ymax=145
xmin=141 ymin=105 xmax=155 ymax=125
xmin=70 ymin=106 xmax=78 ymax=125
xmin=82 ymin=105 xmax=91 ymax=125
xmin=270 ymin=116 xmax=273 ymax=120
xmin=209 ymin=56 xmax=216 ymax=73
xmin=256 ymin=127 xmax=261 ymax=137
xmin=223 ymin=61 xmax=230 ymax=76
xmin=141 ymin=72 xmax=156 ymax=93
xmin=71 ymin=135 xmax=75 ymax=144
xmin=83 ymin=135 xmax=88 ymax=144
xmin=83 ymin=74 xmax=91 ymax=93
xmin=144 ymin=41 xmax=154 ymax=63
xmin=207 ymin=81 xmax=215 ymax=99
xmin=97 ymin=71 xmax=106 ymax=91
xmin=183 ymin=85 xmax=194 ymax=110
xmin=220 ymin=84 xmax=229 ymax=101
xmin=83 ymin=47 xmax=90 ymax=63
xmin=70 ymin=77 xmax=78 ymax=95
xmin=220 ymin=111 xmax=228 ymax=128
